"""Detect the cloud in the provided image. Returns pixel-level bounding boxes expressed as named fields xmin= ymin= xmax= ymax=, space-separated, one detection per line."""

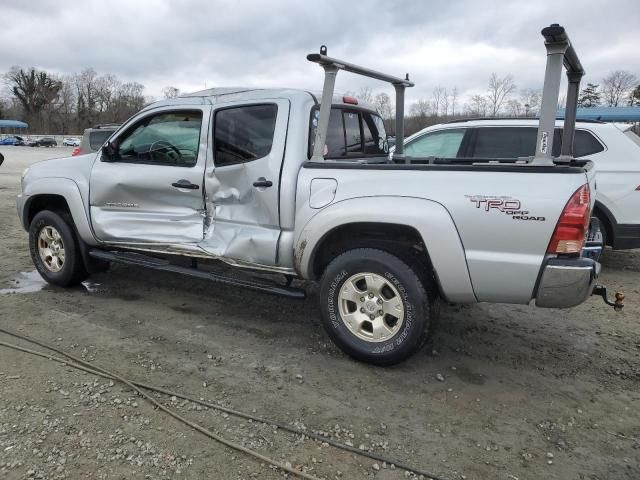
xmin=1 ymin=0 xmax=638 ymax=107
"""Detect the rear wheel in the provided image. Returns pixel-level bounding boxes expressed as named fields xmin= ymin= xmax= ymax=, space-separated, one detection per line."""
xmin=593 ymin=211 xmax=610 ymax=248
xmin=29 ymin=210 xmax=88 ymax=287
xmin=319 ymin=248 xmax=438 ymax=366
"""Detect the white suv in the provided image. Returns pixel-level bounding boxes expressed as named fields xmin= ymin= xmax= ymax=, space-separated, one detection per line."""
xmin=402 ymin=119 xmax=640 ymax=249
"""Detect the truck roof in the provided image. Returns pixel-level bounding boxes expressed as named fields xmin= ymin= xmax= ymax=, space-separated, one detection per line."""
xmin=143 ymin=87 xmax=378 ymax=113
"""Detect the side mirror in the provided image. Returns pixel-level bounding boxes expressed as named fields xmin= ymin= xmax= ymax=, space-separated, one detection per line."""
xmin=101 ymin=142 xmax=117 ymax=162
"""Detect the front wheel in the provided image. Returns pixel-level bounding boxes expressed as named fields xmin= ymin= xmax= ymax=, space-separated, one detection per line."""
xmin=319 ymin=248 xmax=438 ymax=366
xmin=29 ymin=210 xmax=88 ymax=287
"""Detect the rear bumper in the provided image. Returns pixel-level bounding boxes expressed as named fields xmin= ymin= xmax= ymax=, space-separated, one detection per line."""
xmin=535 ymin=257 xmax=600 ymax=308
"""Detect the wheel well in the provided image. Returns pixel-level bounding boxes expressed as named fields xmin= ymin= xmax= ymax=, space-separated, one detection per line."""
xmin=26 ymin=195 xmax=71 ymax=227
xmin=311 ymin=222 xmax=439 ymax=292
xmin=593 ymin=203 xmax=614 ymax=246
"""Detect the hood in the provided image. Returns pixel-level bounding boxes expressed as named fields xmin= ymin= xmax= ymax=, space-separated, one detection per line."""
xmin=24 ymin=153 xmax=97 ymax=195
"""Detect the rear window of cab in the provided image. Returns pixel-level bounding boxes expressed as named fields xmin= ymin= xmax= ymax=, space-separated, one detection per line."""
xmin=309 ymin=107 xmax=388 ymax=158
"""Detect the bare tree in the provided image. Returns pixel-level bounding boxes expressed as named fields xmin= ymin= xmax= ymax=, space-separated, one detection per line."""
xmin=162 ymin=86 xmax=180 ymax=99
xmin=409 ymin=98 xmax=431 ymax=117
xmin=467 ymin=94 xmax=488 ymax=116
xmin=74 ymin=68 xmax=100 ymax=128
xmin=373 ymin=92 xmax=393 ymax=120
xmin=506 ymin=99 xmax=523 ymax=117
xmin=486 ymin=73 xmax=516 ymax=116
xmin=602 ymin=70 xmax=638 ymax=106
xmin=450 ymin=87 xmax=458 ymax=116
xmin=357 ymin=86 xmax=374 ymax=104
xmin=432 ymin=87 xmax=445 ymax=116
xmin=52 ymin=76 xmax=76 ymax=133
xmin=520 ymin=88 xmax=540 ymax=116
xmin=95 ymin=74 xmax=120 ymax=116
xmin=441 ymin=89 xmax=450 ymax=117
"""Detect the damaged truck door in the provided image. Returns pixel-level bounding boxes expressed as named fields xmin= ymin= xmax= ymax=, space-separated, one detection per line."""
xmin=202 ymin=100 xmax=290 ymax=266
xmin=89 ymin=107 xmax=211 ymax=245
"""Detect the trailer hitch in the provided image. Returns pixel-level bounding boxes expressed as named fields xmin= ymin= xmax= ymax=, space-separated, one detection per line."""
xmin=592 ymin=285 xmax=625 ymax=311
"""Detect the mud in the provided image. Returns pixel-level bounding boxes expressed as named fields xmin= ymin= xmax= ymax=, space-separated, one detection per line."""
xmin=1 ymin=145 xmax=639 ymax=480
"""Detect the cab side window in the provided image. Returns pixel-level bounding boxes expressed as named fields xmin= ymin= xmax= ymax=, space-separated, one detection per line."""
xmin=404 ymin=129 xmax=466 ymax=158
xmin=214 ymin=104 xmax=278 ymax=167
xmin=116 ymin=111 xmax=202 ymax=167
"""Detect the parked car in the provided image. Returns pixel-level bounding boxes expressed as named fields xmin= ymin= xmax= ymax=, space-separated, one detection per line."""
xmin=402 ymin=119 xmax=640 ymax=250
xmin=15 ymin=25 xmax=620 ymax=365
xmin=28 ymin=137 xmax=58 ymax=147
xmin=72 ymin=124 xmax=120 ymax=156
xmin=0 ymin=135 xmax=25 ymax=146
xmin=62 ymin=137 xmax=81 ymax=147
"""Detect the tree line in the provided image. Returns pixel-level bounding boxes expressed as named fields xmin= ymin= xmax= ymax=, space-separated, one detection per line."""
xmin=371 ymin=69 xmax=639 ymax=136
xmin=0 ymin=66 xmax=179 ymax=135
xmin=1 ymin=64 xmax=638 ymax=137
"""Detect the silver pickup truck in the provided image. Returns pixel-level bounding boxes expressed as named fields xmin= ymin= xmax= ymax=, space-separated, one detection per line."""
xmin=16 ymin=25 xmax=622 ymax=365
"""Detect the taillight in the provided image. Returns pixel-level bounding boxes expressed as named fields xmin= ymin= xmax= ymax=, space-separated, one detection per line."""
xmin=342 ymin=95 xmax=358 ymax=105
xmin=547 ymin=184 xmax=591 ymax=255
xmin=71 ymin=147 xmax=81 ymax=156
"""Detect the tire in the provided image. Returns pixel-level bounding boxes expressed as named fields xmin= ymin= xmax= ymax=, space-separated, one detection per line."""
xmin=319 ymin=248 xmax=438 ymax=366
xmin=594 ymin=212 xmax=609 ymax=248
xmin=29 ymin=210 xmax=88 ymax=287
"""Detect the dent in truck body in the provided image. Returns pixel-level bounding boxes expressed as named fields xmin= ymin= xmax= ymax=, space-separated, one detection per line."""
xmin=199 ymin=163 xmax=280 ymax=265
xmin=196 ymin=97 xmax=292 ymax=267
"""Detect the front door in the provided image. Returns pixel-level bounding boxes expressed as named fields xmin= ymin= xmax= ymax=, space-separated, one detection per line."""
xmin=90 ymin=106 xmax=211 ymax=245
xmin=201 ymin=99 xmax=290 ymax=265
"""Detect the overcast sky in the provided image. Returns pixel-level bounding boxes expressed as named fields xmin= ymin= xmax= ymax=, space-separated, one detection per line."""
xmin=1 ymin=0 xmax=639 ymax=107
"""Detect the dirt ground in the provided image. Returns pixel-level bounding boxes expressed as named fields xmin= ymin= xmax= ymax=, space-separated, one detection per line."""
xmin=0 ymin=145 xmax=638 ymax=480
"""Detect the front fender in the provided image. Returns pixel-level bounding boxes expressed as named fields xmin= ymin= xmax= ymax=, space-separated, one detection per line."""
xmin=19 ymin=178 xmax=98 ymax=246
xmin=295 ymin=196 xmax=477 ymax=303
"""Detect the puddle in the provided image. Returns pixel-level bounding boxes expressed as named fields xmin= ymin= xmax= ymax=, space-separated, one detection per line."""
xmin=0 ymin=271 xmax=48 ymax=295
xmin=0 ymin=272 xmax=105 ymax=295
xmin=80 ymin=280 xmax=102 ymax=293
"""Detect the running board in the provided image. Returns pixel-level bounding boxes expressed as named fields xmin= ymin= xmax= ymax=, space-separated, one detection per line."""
xmin=88 ymin=249 xmax=306 ymax=299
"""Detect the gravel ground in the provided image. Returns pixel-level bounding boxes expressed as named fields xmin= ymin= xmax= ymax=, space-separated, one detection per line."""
xmin=1 ymin=145 xmax=639 ymax=480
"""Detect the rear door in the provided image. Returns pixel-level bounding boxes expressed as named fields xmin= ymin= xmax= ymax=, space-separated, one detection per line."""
xmin=200 ymin=99 xmax=289 ymax=265
xmin=90 ymin=106 xmax=211 ymax=245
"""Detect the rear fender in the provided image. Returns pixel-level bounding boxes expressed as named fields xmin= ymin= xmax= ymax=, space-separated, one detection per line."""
xmin=295 ymin=196 xmax=476 ymax=303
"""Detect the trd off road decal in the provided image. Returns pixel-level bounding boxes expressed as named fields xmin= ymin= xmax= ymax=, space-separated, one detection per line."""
xmin=466 ymin=195 xmax=545 ymax=222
